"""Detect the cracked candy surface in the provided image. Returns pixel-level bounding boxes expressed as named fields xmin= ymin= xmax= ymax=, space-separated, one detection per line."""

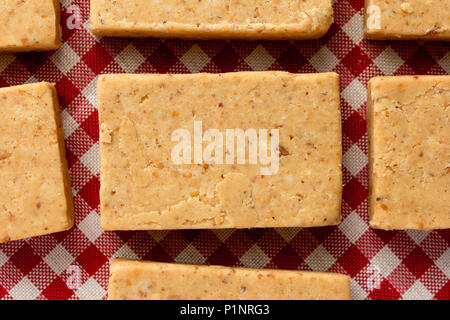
xmin=0 ymin=83 xmax=74 ymax=242
xmin=108 ymin=259 xmax=350 ymax=300
xmin=90 ymin=0 xmax=333 ymax=39
xmin=364 ymin=0 xmax=450 ymax=40
xmin=0 ymin=0 xmax=61 ymax=52
xmin=98 ymin=72 xmax=342 ymax=230
xmin=368 ymin=76 xmax=450 ymax=230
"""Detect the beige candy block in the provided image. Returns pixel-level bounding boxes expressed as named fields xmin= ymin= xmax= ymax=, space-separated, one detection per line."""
xmin=90 ymin=0 xmax=334 ymax=40
xmin=0 ymin=0 xmax=62 ymax=52
xmin=108 ymin=259 xmax=351 ymax=300
xmin=364 ymin=0 xmax=450 ymax=40
xmin=368 ymin=76 xmax=450 ymax=230
xmin=0 ymin=82 xmax=74 ymax=242
xmin=98 ymin=72 xmax=342 ymax=230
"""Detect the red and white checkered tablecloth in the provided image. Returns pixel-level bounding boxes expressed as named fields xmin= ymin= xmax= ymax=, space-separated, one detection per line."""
xmin=0 ymin=0 xmax=448 ymax=300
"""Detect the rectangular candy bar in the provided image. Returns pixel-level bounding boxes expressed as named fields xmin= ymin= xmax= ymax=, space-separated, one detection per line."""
xmin=98 ymin=72 xmax=342 ymax=230
xmin=108 ymin=259 xmax=351 ymax=300
xmin=368 ymin=76 xmax=450 ymax=230
xmin=0 ymin=82 xmax=74 ymax=242
xmin=90 ymin=0 xmax=334 ymax=39
xmin=0 ymin=0 xmax=62 ymax=52
xmin=364 ymin=0 xmax=450 ymax=40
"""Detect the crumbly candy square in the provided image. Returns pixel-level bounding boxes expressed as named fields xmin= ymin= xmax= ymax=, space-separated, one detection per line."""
xmin=108 ymin=259 xmax=351 ymax=300
xmin=368 ymin=76 xmax=450 ymax=230
xmin=364 ymin=0 xmax=450 ymax=40
xmin=90 ymin=0 xmax=333 ymax=39
xmin=0 ymin=0 xmax=61 ymax=52
xmin=99 ymin=72 xmax=342 ymax=230
xmin=0 ymin=82 xmax=74 ymax=242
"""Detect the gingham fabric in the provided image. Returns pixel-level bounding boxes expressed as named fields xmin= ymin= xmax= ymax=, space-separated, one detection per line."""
xmin=0 ymin=0 xmax=448 ymax=300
